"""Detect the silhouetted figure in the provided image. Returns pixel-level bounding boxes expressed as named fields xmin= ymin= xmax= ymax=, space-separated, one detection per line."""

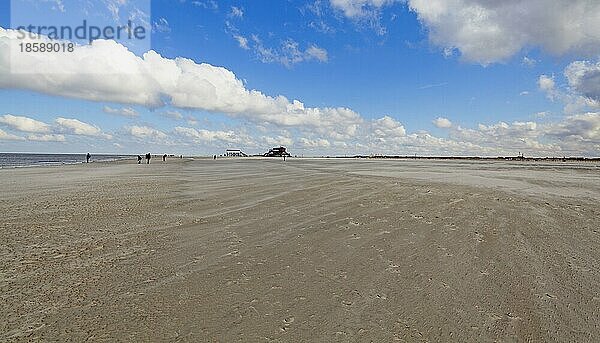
xmin=146 ymin=153 xmax=151 ymax=164
xmin=137 ymin=155 xmax=142 ymax=164
xmin=163 ymin=154 xmax=167 ymax=162
xmin=213 ymin=155 xmax=216 ymax=160
xmin=86 ymin=153 xmax=91 ymax=163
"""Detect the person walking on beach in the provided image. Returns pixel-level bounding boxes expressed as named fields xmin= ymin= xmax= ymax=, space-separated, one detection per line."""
xmin=137 ymin=155 xmax=142 ymax=164
xmin=86 ymin=153 xmax=91 ymax=163
xmin=163 ymin=154 xmax=167 ymax=162
xmin=146 ymin=153 xmax=151 ymax=164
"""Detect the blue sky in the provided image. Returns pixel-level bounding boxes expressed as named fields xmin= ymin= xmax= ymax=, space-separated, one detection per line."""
xmin=0 ymin=0 xmax=599 ymax=156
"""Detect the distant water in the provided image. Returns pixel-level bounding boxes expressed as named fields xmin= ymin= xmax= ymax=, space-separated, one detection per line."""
xmin=0 ymin=153 xmax=132 ymax=168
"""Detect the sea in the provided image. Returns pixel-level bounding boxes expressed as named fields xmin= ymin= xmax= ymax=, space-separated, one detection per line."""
xmin=0 ymin=153 xmax=133 ymax=168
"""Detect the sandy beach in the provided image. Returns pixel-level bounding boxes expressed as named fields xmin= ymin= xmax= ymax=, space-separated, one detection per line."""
xmin=1 ymin=158 xmax=599 ymax=341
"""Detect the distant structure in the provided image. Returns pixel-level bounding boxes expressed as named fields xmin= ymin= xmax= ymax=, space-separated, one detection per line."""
xmin=225 ymin=149 xmax=247 ymax=157
xmin=264 ymin=146 xmax=291 ymax=157
xmin=508 ymin=152 xmax=525 ymax=161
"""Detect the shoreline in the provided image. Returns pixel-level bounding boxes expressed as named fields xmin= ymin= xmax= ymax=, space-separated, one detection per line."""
xmin=2 ymin=154 xmax=599 ymax=170
xmin=0 ymin=154 xmax=135 ymax=170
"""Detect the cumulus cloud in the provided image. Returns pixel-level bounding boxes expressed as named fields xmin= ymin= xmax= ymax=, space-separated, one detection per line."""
xmin=565 ymin=61 xmax=600 ymax=103
xmin=0 ymin=114 xmax=51 ymax=133
xmin=0 ymin=128 xmax=24 ymax=141
xmin=433 ymin=117 xmax=452 ymax=128
xmin=538 ymin=74 xmax=562 ymax=102
xmin=408 ymin=0 xmax=600 ymax=64
xmin=538 ymin=75 xmax=555 ymax=92
xmin=0 ymin=29 xmax=350 ymax=137
xmin=372 ymin=116 xmax=406 ymax=138
xmin=120 ymin=111 xmax=600 ymax=156
xmin=299 ymin=137 xmax=331 ymax=148
xmin=174 ymin=126 xmax=241 ymax=144
xmin=55 ymin=117 xmax=112 ymax=139
xmin=1 ymin=28 xmax=598 ymax=156
xmin=103 ymin=106 xmax=139 ymax=117
xmin=0 ymin=114 xmax=111 ymax=142
xmin=128 ymin=125 xmax=168 ymax=141
xmin=446 ymin=114 xmax=600 ymax=156
xmin=537 ymin=62 xmax=600 ymax=113
xmin=262 ymin=135 xmax=293 ymax=147
xmin=546 ymin=113 xmax=600 ymax=141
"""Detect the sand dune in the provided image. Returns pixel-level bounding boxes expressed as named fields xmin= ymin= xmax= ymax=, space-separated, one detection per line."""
xmin=1 ymin=158 xmax=599 ymax=341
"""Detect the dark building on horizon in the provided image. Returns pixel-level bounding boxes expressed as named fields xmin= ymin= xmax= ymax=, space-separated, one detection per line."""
xmin=264 ymin=146 xmax=291 ymax=157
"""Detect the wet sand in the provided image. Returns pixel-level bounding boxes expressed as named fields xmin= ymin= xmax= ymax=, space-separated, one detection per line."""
xmin=1 ymin=158 xmax=599 ymax=341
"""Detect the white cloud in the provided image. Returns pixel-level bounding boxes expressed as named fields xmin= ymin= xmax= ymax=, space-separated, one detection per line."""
xmin=251 ymin=36 xmax=329 ymax=67
xmin=299 ymin=137 xmax=331 ymax=148
xmin=537 ymin=62 xmax=600 ymax=114
xmin=305 ymin=45 xmax=329 ymax=63
xmin=159 ymin=110 xmax=198 ymax=126
xmin=229 ymin=6 xmax=244 ymax=18
xmin=233 ymin=35 xmax=249 ymax=50
xmin=447 ymin=114 xmax=600 ymax=156
xmin=136 ymin=112 xmax=600 ymax=156
xmin=28 ymin=134 xmax=66 ymax=142
xmin=191 ymin=0 xmax=218 ymax=11
xmin=433 ymin=117 xmax=452 ymax=128
xmin=0 ymin=29 xmax=351 ymax=138
xmin=103 ymin=106 xmax=139 ymax=117
xmin=174 ymin=126 xmax=240 ymax=143
xmin=0 ymin=114 xmax=51 ymax=133
xmin=408 ymin=0 xmax=600 ymax=64
xmin=329 ymin=0 xmax=395 ymax=35
xmin=262 ymin=135 xmax=293 ymax=147
xmin=373 ymin=116 xmax=406 ymax=137
xmin=0 ymin=114 xmax=112 ymax=142
xmin=330 ymin=0 xmax=395 ymax=18
xmin=546 ymin=112 xmax=600 ymax=141
xmin=1 ymin=28 xmax=598 ymax=156
xmin=0 ymin=128 xmax=24 ymax=141
xmin=538 ymin=74 xmax=559 ymax=101
xmin=128 ymin=125 xmax=168 ymax=141
xmin=55 ymin=117 xmax=112 ymax=139
xmin=564 ymin=61 xmax=600 ymax=103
